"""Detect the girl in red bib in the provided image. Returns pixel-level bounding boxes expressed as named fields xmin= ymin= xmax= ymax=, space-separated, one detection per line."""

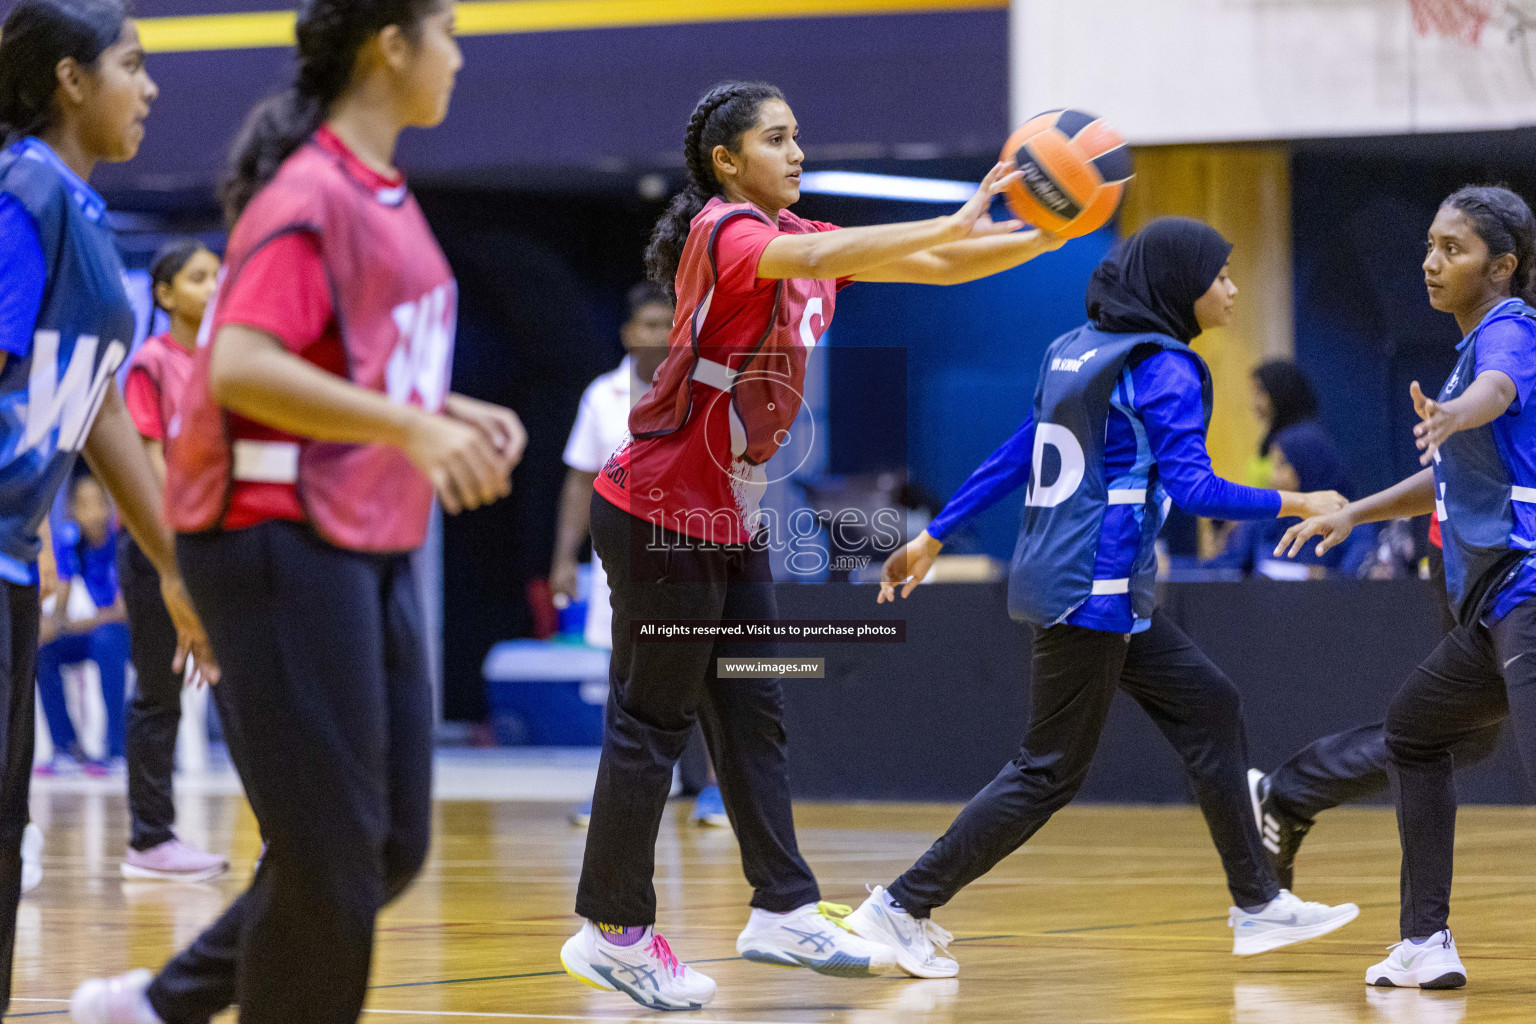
xmin=116 ymin=239 xmax=229 ymax=883
xmin=72 ymin=3 xmax=524 ymax=1023
xmin=565 ymin=80 xmax=1066 ymax=1010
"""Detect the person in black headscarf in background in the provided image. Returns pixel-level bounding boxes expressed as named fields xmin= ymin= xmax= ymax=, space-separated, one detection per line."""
xmin=1209 ymin=374 xmax=1372 ymax=576
xmin=842 ymin=218 xmax=1361 ymax=979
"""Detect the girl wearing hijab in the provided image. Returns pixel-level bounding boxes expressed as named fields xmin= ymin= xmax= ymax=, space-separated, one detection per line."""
xmin=847 ymin=217 xmax=1360 ymax=978
xmin=1253 ymin=361 xmax=1321 ymax=458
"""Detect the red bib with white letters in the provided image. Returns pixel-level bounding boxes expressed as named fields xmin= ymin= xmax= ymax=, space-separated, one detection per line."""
xmin=165 ymin=138 xmax=455 ymax=552
xmin=596 ymin=198 xmax=840 ymax=544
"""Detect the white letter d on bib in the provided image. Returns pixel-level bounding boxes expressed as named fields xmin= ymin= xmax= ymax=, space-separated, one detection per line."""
xmin=1026 ymin=423 xmax=1085 ymax=508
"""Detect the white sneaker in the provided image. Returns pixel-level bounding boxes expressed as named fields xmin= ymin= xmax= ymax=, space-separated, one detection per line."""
xmin=560 ymin=921 xmax=715 ymax=1010
xmin=736 ymin=901 xmax=896 ymax=977
xmin=1365 ymin=986 xmax=1467 ymax=1024
xmin=843 ymin=886 xmax=959 ymax=979
xmin=70 ymin=968 xmax=162 ymax=1023
xmin=1366 ymin=930 xmax=1467 ymax=989
xmin=21 ymin=823 xmax=43 ymax=894
xmin=1229 ymin=889 xmax=1359 ymax=955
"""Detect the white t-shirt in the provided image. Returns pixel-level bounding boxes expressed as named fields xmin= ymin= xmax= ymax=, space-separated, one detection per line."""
xmin=563 ymin=355 xmax=641 ymax=474
xmin=563 ymin=355 xmax=646 ymax=649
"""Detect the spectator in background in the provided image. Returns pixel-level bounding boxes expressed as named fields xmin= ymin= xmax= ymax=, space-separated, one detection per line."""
xmin=34 ymin=475 xmax=128 ymax=775
xmin=551 ymin=283 xmax=727 ymax=827
xmin=1209 ymin=414 xmax=1367 ymax=577
xmin=1252 ymin=360 xmax=1321 ymax=477
xmin=1208 ymin=360 xmax=1367 ymax=576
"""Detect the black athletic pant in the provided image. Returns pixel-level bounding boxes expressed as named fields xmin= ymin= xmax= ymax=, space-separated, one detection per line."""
xmin=0 ymin=581 xmax=38 ymax=1017
xmin=1264 ymin=544 xmax=1500 ymax=823
xmin=889 ymin=612 xmax=1279 ymax=916
xmin=1385 ymin=595 xmax=1536 ymax=939
xmin=119 ymin=535 xmax=185 ymax=851
xmin=1266 ymin=721 xmax=1501 ymax=823
xmin=575 ymin=494 xmax=819 ymax=926
xmin=146 ymin=523 xmax=433 ymax=1024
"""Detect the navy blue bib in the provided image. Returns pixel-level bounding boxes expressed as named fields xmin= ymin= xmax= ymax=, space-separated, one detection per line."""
xmin=1008 ymin=325 xmax=1212 ymax=627
xmin=0 ymin=140 xmax=131 ymax=565
xmin=1433 ymin=300 xmax=1536 ymax=625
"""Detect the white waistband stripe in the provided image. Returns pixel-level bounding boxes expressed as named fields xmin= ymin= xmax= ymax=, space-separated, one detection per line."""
xmin=1513 ymin=486 xmax=1536 ymax=503
xmin=1107 ymin=488 xmax=1147 ymax=505
xmin=232 ymin=440 xmax=299 ymax=484
xmin=1091 ymin=578 xmax=1130 ymax=595
xmin=692 ymin=357 xmax=737 ymax=392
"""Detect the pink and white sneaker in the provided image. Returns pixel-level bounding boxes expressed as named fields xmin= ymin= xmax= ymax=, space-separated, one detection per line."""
xmin=121 ymin=839 xmax=228 ymax=882
xmin=70 ymin=968 xmax=162 ymax=1024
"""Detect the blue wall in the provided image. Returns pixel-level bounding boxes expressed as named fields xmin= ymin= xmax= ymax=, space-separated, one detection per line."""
xmin=825 ymin=214 xmax=1116 ymax=559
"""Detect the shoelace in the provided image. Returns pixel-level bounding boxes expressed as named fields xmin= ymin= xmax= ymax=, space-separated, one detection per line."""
xmin=815 ymin=901 xmax=855 ymax=934
xmin=921 ymin=919 xmax=955 ymax=954
xmin=646 ymin=934 xmax=683 ymax=978
xmin=1273 ymin=890 xmax=1328 ymax=913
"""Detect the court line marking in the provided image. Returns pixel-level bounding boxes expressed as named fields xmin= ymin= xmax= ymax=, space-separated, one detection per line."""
xmin=361 ymin=1011 xmax=820 ymax=1023
xmin=138 ymin=0 xmax=1005 ymax=53
xmin=370 ymin=955 xmax=753 ymax=990
xmin=1040 ymin=886 xmax=1533 ymax=934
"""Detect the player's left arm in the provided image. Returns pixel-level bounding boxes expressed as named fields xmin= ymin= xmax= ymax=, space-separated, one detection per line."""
xmin=852 ymin=229 xmax=1065 ymax=286
xmin=1410 ymin=372 xmax=1517 ymax=466
xmin=81 ymin=386 xmax=219 ymax=682
xmin=1415 ymin=319 xmax=1536 ymax=464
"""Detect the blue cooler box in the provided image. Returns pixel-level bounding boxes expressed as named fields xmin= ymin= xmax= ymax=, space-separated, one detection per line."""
xmin=481 ymin=640 xmax=609 ymax=746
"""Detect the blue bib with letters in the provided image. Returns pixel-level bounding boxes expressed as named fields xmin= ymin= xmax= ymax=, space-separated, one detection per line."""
xmin=0 ymin=140 xmax=131 ymax=566
xmin=1007 ymin=325 xmax=1212 ymax=628
xmin=1433 ymin=300 xmax=1536 ymax=625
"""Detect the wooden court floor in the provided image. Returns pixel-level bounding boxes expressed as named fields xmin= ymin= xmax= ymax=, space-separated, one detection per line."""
xmin=13 ymin=790 xmax=1536 ymax=1022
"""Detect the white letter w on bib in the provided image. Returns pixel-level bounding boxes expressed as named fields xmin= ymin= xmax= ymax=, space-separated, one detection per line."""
xmin=22 ymin=331 xmax=126 ymax=455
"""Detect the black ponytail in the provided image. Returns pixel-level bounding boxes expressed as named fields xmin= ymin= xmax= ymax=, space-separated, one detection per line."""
xmin=644 ymin=81 xmax=785 ymax=292
xmin=149 ymin=236 xmax=210 ymax=311
xmin=0 ymin=0 xmax=127 ymax=147
xmin=1441 ymin=185 xmax=1536 ymax=306
xmin=220 ymin=0 xmax=440 ymax=226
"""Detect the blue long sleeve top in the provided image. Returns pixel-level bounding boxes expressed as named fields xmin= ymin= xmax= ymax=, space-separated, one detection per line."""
xmin=0 ymin=192 xmax=47 ymax=587
xmin=928 ymin=349 xmax=1280 ymax=630
xmin=0 ymin=192 xmax=46 ymax=360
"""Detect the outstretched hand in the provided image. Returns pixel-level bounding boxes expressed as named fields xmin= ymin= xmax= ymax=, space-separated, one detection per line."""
xmin=1275 ymin=509 xmax=1356 ymax=560
xmin=1410 ymin=380 xmax=1460 ymax=467
xmin=951 ymin=161 xmax=1025 ymax=239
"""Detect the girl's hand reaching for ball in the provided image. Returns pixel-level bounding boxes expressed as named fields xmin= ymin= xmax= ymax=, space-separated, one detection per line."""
xmin=950 ymin=161 xmax=1025 ymax=240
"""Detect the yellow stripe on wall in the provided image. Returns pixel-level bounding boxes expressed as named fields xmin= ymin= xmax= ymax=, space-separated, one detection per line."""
xmin=138 ymin=0 xmax=1006 ymax=54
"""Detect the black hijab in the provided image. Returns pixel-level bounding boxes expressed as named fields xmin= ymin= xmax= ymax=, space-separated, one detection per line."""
xmin=1085 ymin=217 xmax=1233 ymax=344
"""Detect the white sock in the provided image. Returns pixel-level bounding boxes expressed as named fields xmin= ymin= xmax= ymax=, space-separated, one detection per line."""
xmin=879 ymin=889 xmax=909 ymax=916
xmin=133 ymin=993 xmax=165 ymax=1024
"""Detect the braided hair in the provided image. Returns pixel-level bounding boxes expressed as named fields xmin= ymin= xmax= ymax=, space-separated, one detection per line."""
xmin=643 ymin=81 xmax=785 ymax=291
xmin=220 ymin=0 xmax=440 ymax=225
xmin=1441 ymin=185 xmax=1536 ymax=306
xmin=0 ymin=0 xmax=128 ymax=147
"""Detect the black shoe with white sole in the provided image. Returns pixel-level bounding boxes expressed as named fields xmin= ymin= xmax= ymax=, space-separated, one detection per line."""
xmin=1248 ymin=768 xmax=1313 ymax=891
